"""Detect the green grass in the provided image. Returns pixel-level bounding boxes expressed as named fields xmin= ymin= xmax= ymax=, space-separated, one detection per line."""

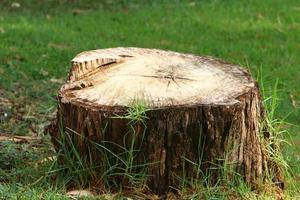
xmin=55 ymin=100 xmax=151 ymax=192
xmin=0 ymin=0 xmax=299 ymax=199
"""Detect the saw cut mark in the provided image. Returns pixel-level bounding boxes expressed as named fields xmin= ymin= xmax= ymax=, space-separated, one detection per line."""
xmin=61 ymin=47 xmax=255 ymax=108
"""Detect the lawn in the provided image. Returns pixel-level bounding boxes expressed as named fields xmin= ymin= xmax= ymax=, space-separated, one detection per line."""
xmin=0 ymin=0 xmax=299 ymax=199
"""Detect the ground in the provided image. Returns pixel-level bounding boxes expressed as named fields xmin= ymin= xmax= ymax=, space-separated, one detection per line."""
xmin=0 ymin=0 xmax=299 ymax=199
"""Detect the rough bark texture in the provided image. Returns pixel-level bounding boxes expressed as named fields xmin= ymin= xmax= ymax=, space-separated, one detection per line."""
xmin=49 ymin=47 xmax=282 ymax=193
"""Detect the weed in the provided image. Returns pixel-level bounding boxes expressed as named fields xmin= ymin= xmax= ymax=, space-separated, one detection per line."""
xmin=257 ymin=67 xmax=291 ymax=190
xmin=48 ymin=99 xmax=151 ymax=194
xmin=177 ymin=74 xmax=292 ymax=199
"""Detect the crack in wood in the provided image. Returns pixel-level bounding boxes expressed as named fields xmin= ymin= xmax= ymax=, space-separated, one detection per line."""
xmin=64 ymin=81 xmax=94 ymax=91
xmin=97 ymin=60 xmax=117 ymax=68
xmin=118 ymin=54 xmax=134 ymax=58
xmin=115 ymin=74 xmax=195 ymax=82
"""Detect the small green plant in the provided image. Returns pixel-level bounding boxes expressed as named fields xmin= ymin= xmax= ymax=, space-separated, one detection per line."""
xmin=106 ymin=99 xmax=151 ymax=188
xmin=49 ymin=99 xmax=151 ymax=193
xmin=0 ymin=141 xmax=36 ymax=170
xmin=113 ymin=99 xmax=150 ymax=124
xmin=257 ymin=67 xmax=290 ymax=188
xmin=178 ymin=71 xmax=291 ymax=199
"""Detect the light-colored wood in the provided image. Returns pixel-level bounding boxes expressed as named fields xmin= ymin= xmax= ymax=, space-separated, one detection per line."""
xmin=61 ymin=47 xmax=254 ymax=108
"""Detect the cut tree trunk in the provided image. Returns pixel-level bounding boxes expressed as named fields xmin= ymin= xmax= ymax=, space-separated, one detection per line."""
xmin=49 ymin=47 xmax=283 ymax=193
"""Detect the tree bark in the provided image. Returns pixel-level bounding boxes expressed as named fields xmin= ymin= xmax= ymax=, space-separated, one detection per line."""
xmin=49 ymin=47 xmax=282 ymax=193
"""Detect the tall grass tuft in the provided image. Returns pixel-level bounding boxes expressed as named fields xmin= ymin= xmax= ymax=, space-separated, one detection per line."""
xmin=47 ymin=99 xmax=151 ymax=194
xmin=258 ymin=66 xmax=290 ymax=189
xmin=178 ymin=67 xmax=291 ymax=199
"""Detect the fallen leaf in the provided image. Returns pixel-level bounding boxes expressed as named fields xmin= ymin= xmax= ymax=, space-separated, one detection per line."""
xmin=39 ymin=68 xmax=49 ymax=76
xmin=0 ymin=97 xmax=13 ymax=106
xmin=48 ymin=43 xmax=69 ymax=50
xmin=0 ymin=27 xmax=5 ymax=34
xmin=72 ymin=9 xmax=89 ymax=15
xmin=188 ymin=2 xmax=196 ymax=6
xmin=50 ymin=78 xmax=64 ymax=84
xmin=0 ymin=135 xmax=41 ymax=144
xmin=256 ymin=13 xmax=265 ymax=20
xmin=67 ymin=190 xmax=94 ymax=198
xmin=290 ymin=94 xmax=297 ymax=108
xmin=11 ymin=2 xmax=20 ymax=8
xmin=101 ymin=194 xmax=116 ymax=199
xmin=37 ymin=156 xmax=57 ymax=165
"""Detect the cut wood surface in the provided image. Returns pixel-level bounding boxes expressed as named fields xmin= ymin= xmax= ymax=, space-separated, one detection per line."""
xmin=62 ymin=47 xmax=254 ymax=108
xmin=50 ymin=47 xmax=283 ymax=193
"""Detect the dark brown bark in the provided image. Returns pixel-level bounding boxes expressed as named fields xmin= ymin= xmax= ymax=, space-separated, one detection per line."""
xmin=49 ymin=47 xmax=283 ymax=194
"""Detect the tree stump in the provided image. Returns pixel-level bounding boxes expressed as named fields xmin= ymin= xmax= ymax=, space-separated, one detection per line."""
xmin=50 ymin=47 xmax=281 ymax=193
